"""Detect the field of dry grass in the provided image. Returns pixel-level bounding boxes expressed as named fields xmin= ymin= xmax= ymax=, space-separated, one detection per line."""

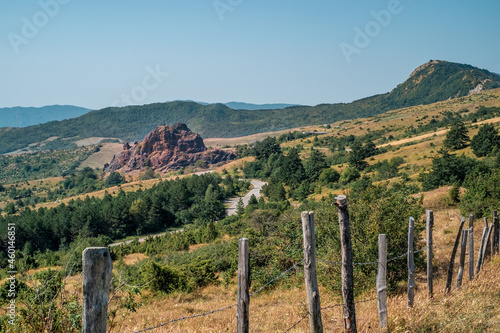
xmin=77 ymin=142 xmax=123 ymax=170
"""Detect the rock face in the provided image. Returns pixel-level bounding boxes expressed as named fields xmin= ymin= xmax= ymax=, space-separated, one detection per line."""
xmin=105 ymin=123 xmax=236 ymax=172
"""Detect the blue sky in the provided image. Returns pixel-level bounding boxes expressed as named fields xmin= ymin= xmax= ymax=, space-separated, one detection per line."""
xmin=1 ymin=0 xmax=499 ymax=110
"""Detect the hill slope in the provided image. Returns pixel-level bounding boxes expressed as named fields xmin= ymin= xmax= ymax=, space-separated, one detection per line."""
xmin=0 ymin=105 xmax=90 ymax=128
xmin=1 ymin=60 xmax=499 ymax=154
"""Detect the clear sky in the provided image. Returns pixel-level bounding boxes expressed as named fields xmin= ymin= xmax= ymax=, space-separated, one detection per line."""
xmin=1 ymin=0 xmax=499 ymax=110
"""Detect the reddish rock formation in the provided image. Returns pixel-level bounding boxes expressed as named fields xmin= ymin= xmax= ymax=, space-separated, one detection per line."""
xmin=105 ymin=123 xmax=236 ymax=172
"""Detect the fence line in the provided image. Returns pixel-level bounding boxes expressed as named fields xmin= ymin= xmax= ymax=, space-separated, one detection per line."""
xmin=78 ymin=202 xmax=499 ymax=333
xmin=129 ymin=245 xmax=456 ymax=332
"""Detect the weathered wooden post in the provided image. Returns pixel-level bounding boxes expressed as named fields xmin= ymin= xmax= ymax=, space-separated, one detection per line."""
xmin=484 ymin=218 xmax=492 ymax=260
xmin=377 ymin=234 xmax=388 ymax=332
xmin=475 ymin=223 xmax=488 ymax=275
xmin=456 ymin=230 xmax=468 ymax=289
xmin=426 ymin=210 xmax=434 ymax=299
xmin=468 ymin=214 xmax=474 ymax=281
xmin=82 ymin=247 xmax=113 ymax=333
xmin=481 ymin=223 xmax=494 ymax=269
xmin=335 ymin=195 xmax=357 ymax=333
xmin=302 ymin=211 xmax=323 ymax=333
xmin=408 ymin=217 xmax=415 ymax=307
xmin=445 ymin=217 xmax=465 ymax=294
xmin=493 ymin=211 xmax=499 ymax=254
xmin=237 ymin=238 xmax=250 ymax=333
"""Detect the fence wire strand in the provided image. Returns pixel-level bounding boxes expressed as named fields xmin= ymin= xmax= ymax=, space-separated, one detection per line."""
xmin=283 ymin=296 xmax=377 ymax=332
xmin=131 ymin=259 xmax=303 ymax=332
xmin=317 ymin=248 xmax=426 ymax=266
xmin=132 ymin=303 xmax=237 ymax=333
xmin=250 ymin=259 xmax=304 ymax=297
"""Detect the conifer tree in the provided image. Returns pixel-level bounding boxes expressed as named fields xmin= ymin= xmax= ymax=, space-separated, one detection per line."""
xmin=444 ymin=119 xmax=469 ymax=150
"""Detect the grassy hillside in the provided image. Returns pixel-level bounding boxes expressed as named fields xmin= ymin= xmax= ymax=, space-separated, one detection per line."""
xmin=1 ymin=60 xmax=499 ymax=154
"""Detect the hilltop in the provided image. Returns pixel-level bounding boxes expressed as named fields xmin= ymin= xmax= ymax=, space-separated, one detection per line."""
xmin=1 ymin=60 xmax=499 ymax=155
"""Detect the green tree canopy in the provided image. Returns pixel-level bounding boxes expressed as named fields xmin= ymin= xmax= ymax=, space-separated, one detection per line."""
xmin=304 ymin=148 xmax=328 ymax=182
xmin=471 ymin=123 xmax=500 ymax=157
xmin=443 ymin=119 xmax=469 ymax=150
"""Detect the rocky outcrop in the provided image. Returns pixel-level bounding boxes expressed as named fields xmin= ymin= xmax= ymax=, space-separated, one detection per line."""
xmin=105 ymin=123 xmax=236 ymax=172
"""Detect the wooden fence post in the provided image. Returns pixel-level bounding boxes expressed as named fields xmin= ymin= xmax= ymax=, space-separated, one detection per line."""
xmin=82 ymin=247 xmax=113 ymax=333
xmin=237 ymin=238 xmax=250 ymax=333
xmin=493 ymin=211 xmax=499 ymax=254
xmin=468 ymin=214 xmax=474 ymax=281
xmin=302 ymin=211 xmax=324 ymax=333
xmin=407 ymin=217 xmax=415 ymax=307
xmin=445 ymin=217 xmax=465 ymax=294
xmin=377 ymin=234 xmax=388 ymax=332
xmin=335 ymin=195 xmax=357 ymax=333
xmin=426 ymin=210 xmax=434 ymax=299
xmin=475 ymin=223 xmax=488 ymax=275
xmin=484 ymin=218 xmax=492 ymax=260
xmin=481 ymin=223 xmax=494 ymax=269
xmin=456 ymin=230 xmax=468 ymax=289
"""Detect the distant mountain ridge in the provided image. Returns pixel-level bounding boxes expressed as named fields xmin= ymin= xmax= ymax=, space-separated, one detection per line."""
xmin=173 ymin=100 xmax=300 ymax=110
xmin=1 ymin=60 xmax=499 ymax=154
xmin=223 ymin=102 xmax=300 ymax=110
xmin=0 ymin=105 xmax=90 ymax=128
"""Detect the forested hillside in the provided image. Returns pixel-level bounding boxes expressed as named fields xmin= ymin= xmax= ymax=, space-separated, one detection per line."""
xmin=1 ymin=60 xmax=498 ymax=154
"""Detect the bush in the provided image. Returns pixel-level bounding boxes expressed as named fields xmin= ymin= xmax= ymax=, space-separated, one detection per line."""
xmin=460 ymin=168 xmax=500 ymax=217
xmin=141 ymin=261 xmax=183 ymax=293
xmin=340 ymin=167 xmax=360 ymax=184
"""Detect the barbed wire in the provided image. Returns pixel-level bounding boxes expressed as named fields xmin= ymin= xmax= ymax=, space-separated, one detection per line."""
xmin=283 ymin=313 xmax=308 ymax=333
xmin=131 ymin=259 xmax=303 ymax=332
xmin=250 ymin=259 xmax=304 ymax=297
xmin=283 ymin=296 xmax=377 ymax=332
xmin=317 ymin=248 xmax=427 ymax=267
xmin=132 ymin=303 xmax=237 ymax=333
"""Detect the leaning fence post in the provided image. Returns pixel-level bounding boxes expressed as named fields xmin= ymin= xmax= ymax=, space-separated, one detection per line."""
xmin=237 ymin=238 xmax=250 ymax=333
xmin=475 ymin=223 xmax=488 ymax=275
xmin=407 ymin=217 xmax=415 ymax=307
xmin=302 ymin=211 xmax=323 ymax=333
xmin=335 ymin=195 xmax=357 ymax=333
xmin=82 ymin=247 xmax=113 ymax=333
xmin=377 ymin=234 xmax=388 ymax=332
xmin=484 ymin=218 xmax=492 ymax=260
xmin=445 ymin=217 xmax=465 ymax=294
xmin=468 ymin=214 xmax=474 ymax=281
xmin=456 ymin=229 xmax=468 ymax=289
xmin=481 ymin=223 xmax=494 ymax=269
xmin=493 ymin=211 xmax=499 ymax=254
xmin=426 ymin=210 xmax=434 ymax=299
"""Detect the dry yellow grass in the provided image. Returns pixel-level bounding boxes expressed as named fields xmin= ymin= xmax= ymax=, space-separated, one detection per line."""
xmin=122 ymin=253 xmax=149 ymax=266
xmin=77 ymin=142 xmax=123 ymax=170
